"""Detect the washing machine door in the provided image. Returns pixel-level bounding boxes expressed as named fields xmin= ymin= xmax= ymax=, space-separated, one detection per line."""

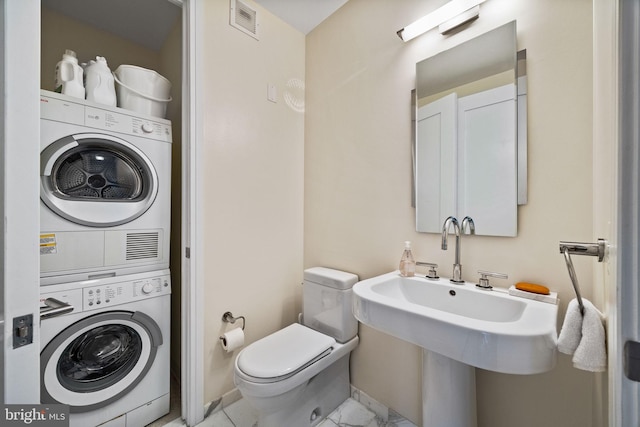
xmin=40 ymin=133 xmax=158 ymax=227
xmin=40 ymin=311 xmax=162 ymax=413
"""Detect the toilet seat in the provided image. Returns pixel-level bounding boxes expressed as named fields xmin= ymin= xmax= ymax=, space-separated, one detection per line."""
xmin=236 ymin=323 xmax=336 ymax=383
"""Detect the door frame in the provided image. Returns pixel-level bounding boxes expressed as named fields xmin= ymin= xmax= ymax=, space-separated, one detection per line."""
xmin=179 ymin=0 xmax=205 ymax=425
xmin=616 ymin=0 xmax=639 ymax=425
xmin=593 ymin=0 xmax=622 ymax=425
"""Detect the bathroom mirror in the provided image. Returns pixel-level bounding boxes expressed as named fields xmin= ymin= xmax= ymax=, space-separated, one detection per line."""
xmin=415 ymin=21 xmax=526 ymax=237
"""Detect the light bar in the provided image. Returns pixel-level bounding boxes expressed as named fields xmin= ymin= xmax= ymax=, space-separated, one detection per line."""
xmin=397 ymin=0 xmax=487 ymax=42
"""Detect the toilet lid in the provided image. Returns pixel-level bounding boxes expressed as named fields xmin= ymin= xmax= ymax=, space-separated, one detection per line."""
xmin=237 ymin=323 xmax=336 ymax=380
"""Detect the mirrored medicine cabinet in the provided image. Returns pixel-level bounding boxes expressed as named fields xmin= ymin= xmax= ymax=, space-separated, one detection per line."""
xmin=414 ymin=20 xmax=527 ymax=237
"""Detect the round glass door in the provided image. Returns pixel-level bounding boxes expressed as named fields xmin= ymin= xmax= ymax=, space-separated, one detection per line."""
xmin=40 ymin=133 xmax=158 ymax=227
xmin=57 ymin=324 xmax=142 ymax=393
xmin=51 ymin=147 xmax=145 ymax=201
xmin=41 ymin=311 xmax=161 ymax=412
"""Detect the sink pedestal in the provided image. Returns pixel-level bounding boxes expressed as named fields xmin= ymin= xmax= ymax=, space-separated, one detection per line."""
xmin=423 ymin=350 xmax=477 ymax=427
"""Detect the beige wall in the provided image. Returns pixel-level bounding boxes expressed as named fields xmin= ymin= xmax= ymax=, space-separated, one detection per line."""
xmin=200 ymin=0 xmax=306 ymax=402
xmin=305 ymin=0 xmax=596 ymax=426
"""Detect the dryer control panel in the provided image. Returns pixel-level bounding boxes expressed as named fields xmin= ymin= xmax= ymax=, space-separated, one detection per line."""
xmin=40 ymin=90 xmax=172 ymax=143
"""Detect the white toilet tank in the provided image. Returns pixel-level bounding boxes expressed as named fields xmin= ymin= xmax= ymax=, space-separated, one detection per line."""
xmin=302 ymin=267 xmax=359 ymax=343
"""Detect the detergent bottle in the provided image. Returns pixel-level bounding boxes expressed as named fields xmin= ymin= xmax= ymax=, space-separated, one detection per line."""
xmin=54 ymin=49 xmax=84 ymax=99
xmin=84 ymin=56 xmax=117 ymax=106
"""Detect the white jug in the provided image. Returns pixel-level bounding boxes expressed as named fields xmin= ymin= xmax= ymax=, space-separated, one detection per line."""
xmin=84 ymin=56 xmax=117 ymax=106
xmin=54 ymin=49 xmax=84 ymax=99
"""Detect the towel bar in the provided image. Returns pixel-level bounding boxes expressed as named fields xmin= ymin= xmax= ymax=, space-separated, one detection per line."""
xmin=559 ymin=239 xmax=607 ymax=316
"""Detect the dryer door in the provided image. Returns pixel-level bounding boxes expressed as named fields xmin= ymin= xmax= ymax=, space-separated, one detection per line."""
xmin=40 ymin=133 xmax=158 ymax=227
xmin=40 ymin=311 xmax=162 ymax=413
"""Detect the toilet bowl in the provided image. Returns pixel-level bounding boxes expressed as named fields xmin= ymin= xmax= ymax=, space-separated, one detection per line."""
xmin=233 ymin=267 xmax=359 ymax=427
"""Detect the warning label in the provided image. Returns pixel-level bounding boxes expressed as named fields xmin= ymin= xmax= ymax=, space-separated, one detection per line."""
xmin=40 ymin=233 xmax=57 ymax=255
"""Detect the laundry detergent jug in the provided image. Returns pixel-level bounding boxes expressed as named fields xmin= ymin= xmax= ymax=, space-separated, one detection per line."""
xmin=84 ymin=56 xmax=117 ymax=106
xmin=54 ymin=49 xmax=84 ymax=99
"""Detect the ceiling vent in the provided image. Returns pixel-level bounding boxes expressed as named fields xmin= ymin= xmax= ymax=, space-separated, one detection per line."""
xmin=230 ymin=0 xmax=259 ymax=40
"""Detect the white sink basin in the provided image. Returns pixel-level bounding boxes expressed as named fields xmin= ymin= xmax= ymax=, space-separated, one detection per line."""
xmin=352 ymin=271 xmax=558 ymax=374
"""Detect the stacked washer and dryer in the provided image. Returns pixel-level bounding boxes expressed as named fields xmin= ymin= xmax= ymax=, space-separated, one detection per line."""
xmin=39 ymin=90 xmax=173 ymax=427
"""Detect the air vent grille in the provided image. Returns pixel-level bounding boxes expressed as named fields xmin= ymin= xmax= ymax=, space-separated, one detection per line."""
xmin=126 ymin=232 xmax=159 ymax=260
xmin=230 ymin=0 xmax=259 ymax=39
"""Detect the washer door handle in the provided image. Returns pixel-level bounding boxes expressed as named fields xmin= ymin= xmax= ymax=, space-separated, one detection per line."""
xmin=40 ymin=298 xmax=74 ymax=319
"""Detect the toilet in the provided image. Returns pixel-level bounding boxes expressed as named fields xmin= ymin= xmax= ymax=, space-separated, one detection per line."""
xmin=234 ymin=267 xmax=360 ymax=427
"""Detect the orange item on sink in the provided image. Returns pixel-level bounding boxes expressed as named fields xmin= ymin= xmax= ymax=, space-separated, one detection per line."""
xmin=515 ymin=282 xmax=550 ymax=295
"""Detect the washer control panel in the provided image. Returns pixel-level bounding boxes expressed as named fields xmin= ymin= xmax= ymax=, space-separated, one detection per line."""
xmin=40 ymin=270 xmax=171 ymax=314
xmin=84 ymin=276 xmax=170 ymax=310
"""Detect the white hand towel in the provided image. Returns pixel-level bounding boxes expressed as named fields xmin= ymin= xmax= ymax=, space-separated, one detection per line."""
xmin=573 ymin=299 xmax=607 ymax=372
xmin=557 ymin=299 xmax=583 ymax=355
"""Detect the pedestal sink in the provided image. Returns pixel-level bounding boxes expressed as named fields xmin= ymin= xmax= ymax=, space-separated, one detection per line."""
xmin=352 ymin=272 xmax=558 ymax=427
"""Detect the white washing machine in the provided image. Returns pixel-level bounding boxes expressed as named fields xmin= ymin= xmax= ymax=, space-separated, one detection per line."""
xmin=40 ymin=90 xmax=172 ymax=285
xmin=40 ymin=269 xmax=171 ymax=427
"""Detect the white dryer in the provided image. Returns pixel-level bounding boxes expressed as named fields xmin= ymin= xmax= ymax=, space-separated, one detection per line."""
xmin=40 ymin=90 xmax=172 ymax=285
xmin=40 ymin=269 xmax=171 ymax=427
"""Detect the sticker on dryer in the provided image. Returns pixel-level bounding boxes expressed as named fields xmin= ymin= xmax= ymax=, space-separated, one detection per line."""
xmin=40 ymin=233 xmax=57 ymax=255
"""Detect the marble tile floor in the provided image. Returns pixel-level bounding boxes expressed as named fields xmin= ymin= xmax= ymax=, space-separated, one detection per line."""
xmin=163 ymin=397 xmax=417 ymax=427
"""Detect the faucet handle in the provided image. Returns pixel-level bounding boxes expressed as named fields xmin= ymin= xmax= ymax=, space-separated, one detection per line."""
xmin=462 ymin=216 xmax=475 ymax=235
xmin=416 ymin=262 xmax=439 ymax=280
xmin=476 ymin=270 xmax=508 ymax=290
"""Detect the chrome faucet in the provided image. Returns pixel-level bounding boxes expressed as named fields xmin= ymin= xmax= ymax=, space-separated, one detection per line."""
xmin=461 ymin=216 xmax=475 ymax=235
xmin=441 ymin=216 xmax=464 ymax=283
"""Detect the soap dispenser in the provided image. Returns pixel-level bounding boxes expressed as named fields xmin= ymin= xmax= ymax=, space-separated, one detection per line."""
xmin=399 ymin=241 xmax=416 ymax=277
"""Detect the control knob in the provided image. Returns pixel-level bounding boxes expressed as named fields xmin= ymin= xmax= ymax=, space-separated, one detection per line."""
xmin=141 ymin=282 xmax=154 ymax=294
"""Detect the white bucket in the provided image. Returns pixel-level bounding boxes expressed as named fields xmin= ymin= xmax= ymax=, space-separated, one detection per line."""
xmin=113 ymin=65 xmax=172 ymax=118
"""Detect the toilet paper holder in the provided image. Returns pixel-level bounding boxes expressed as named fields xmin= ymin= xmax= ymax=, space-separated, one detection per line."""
xmin=219 ymin=311 xmax=246 ymax=351
xmin=221 ymin=311 xmax=245 ymax=331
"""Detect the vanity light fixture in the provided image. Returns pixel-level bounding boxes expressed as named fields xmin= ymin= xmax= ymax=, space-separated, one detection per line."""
xmin=397 ymin=0 xmax=487 ymax=41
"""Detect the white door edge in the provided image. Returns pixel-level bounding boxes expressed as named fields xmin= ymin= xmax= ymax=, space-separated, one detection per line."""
xmin=181 ymin=0 xmax=205 ymax=425
xmin=2 ymin=0 xmax=42 ymax=403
